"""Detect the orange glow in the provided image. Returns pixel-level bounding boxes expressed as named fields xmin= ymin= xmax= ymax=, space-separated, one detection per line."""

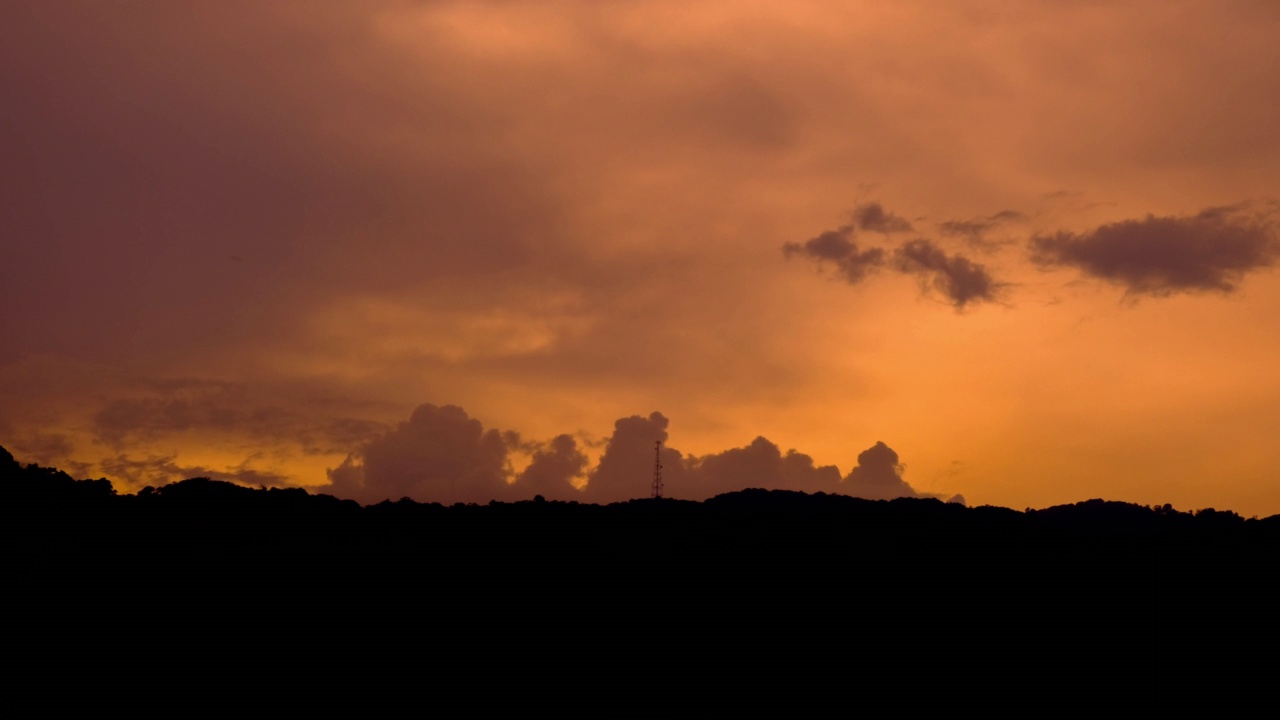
xmin=3 ymin=1 xmax=1279 ymax=514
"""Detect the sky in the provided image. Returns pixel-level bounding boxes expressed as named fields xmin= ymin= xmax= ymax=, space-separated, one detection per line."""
xmin=3 ymin=0 xmax=1280 ymax=513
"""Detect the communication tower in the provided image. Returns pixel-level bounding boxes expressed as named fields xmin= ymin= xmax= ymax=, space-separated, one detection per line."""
xmin=652 ymin=440 xmax=663 ymax=499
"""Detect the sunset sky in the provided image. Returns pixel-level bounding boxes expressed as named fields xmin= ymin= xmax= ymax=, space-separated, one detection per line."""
xmin=4 ymin=1 xmax=1279 ymax=513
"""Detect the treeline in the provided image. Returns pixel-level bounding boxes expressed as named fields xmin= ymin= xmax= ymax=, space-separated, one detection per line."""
xmin=3 ymin=443 xmax=1275 ymax=538
xmin=5 ymin=443 xmax=1278 ymax=675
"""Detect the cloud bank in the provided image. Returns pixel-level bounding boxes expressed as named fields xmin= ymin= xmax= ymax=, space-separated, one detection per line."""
xmin=323 ymin=404 xmax=932 ymax=505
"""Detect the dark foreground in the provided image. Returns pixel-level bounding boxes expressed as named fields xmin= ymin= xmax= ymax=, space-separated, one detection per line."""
xmin=5 ymin=450 xmax=1279 ymax=700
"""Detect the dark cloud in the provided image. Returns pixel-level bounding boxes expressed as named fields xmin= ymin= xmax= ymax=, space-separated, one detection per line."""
xmin=7 ymin=432 xmax=76 ymax=467
xmin=322 ymin=404 xmax=940 ymax=504
xmin=101 ymin=454 xmax=292 ymax=489
xmin=586 ymin=413 xmax=925 ymax=502
xmin=0 ymin=1 xmax=563 ymax=366
xmin=515 ymin=434 xmax=588 ymax=502
xmin=892 ymin=239 xmax=1002 ymax=309
xmin=854 ymin=203 xmax=914 ymax=234
xmin=840 ymin=441 xmax=918 ymax=500
xmin=685 ymin=436 xmax=842 ymax=498
xmin=783 ymin=225 xmax=886 ymax=284
xmin=938 ymin=210 xmax=1026 ymax=247
xmin=326 ymin=404 xmax=514 ymax=505
xmin=786 ymin=205 xmax=1003 ymax=309
xmin=1029 ymin=205 xmax=1280 ymax=296
xmin=93 ymin=385 xmax=388 ymax=455
xmin=584 ymin=412 xmax=686 ymax=504
xmin=95 ymin=398 xmax=232 ymax=447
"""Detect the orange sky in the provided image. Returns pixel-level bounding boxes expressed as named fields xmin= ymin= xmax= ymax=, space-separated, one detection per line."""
xmin=3 ymin=1 xmax=1279 ymax=513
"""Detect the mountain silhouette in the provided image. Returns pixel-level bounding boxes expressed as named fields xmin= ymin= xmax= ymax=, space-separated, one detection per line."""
xmin=4 ymin=443 xmax=1276 ymax=689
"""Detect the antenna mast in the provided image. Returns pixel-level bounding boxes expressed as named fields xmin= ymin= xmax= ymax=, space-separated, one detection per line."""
xmin=652 ymin=440 xmax=663 ymax=499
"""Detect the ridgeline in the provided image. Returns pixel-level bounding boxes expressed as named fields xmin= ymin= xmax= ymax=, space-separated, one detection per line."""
xmin=5 ymin=445 xmax=1277 ymax=676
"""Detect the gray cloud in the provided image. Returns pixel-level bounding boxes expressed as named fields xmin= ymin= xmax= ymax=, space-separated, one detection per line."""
xmin=319 ymin=403 xmax=941 ymax=504
xmin=854 ymin=202 xmax=914 ymax=234
xmin=586 ymin=412 xmax=925 ymax=502
xmin=7 ymin=432 xmax=75 ymax=466
xmin=323 ymin=403 xmax=586 ymax=505
xmin=0 ymin=1 xmax=565 ymax=367
xmin=892 ymin=239 xmax=1002 ymax=309
xmin=515 ymin=434 xmax=588 ymax=502
xmin=685 ymin=436 xmax=842 ymax=498
xmin=1029 ymin=204 xmax=1280 ymax=296
xmin=101 ymin=453 xmax=292 ymax=489
xmin=783 ymin=225 xmax=886 ymax=284
xmin=584 ymin=412 xmax=686 ymax=504
xmin=938 ymin=210 xmax=1026 ymax=247
xmin=786 ymin=204 xmax=1003 ymax=309
xmin=93 ymin=383 xmax=388 ymax=456
xmin=326 ymin=404 xmax=515 ymax=506
xmin=840 ymin=441 xmax=918 ymax=500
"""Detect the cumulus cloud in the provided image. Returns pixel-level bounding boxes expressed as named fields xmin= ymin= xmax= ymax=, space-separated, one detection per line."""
xmin=783 ymin=225 xmax=886 ymax=284
xmin=326 ymin=404 xmax=514 ymax=505
xmin=320 ymin=404 xmax=940 ymax=505
xmin=1029 ymin=204 xmax=1280 ymax=296
xmin=892 ymin=239 xmax=1002 ymax=309
xmin=853 ymin=202 xmax=914 ymax=234
xmin=325 ymin=403 xmax=585 ymax=505
xmin=580 ymin=414 xmax=842 ymax=503
xmin=584 ymin=412 xmax=686 ymax=504
xmin=840 ymin=441 xmax=918 ymax=500
xmin=685 ymin=436 xmax=842 ymax=498
xmin=515 ymin=434 xmax=588 ymax=501
xmin=586 ymin=413 xmax=924 ymax=502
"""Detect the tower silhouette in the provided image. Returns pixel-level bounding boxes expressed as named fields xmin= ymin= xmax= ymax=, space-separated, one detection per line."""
xmin=652 ymin=440 xmax=663 ymax=499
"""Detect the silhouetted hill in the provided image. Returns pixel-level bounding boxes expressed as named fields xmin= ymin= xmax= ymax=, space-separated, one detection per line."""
xmin=5 ymin=444 xmax=1278 ymax=685
xmin=5 ymin=447 xmax=1280 ymax=571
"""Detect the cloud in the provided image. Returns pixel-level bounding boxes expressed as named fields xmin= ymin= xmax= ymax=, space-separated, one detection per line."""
xmin=786 ymin=204 xmax=1003 ymax=309
xmin=783 ymin=225 xmax=886 ymax=284
xmin=1029 ymin=204 xmax=1280 ymax=296
xmin=585 ymin=412 xmax=925 ymax=502
xmin=584 ymin=412 xmax=685 ymax=504
xmin=92 ymin=382 xmax=389 ymax=455
xmin=853 ymin=203 xmax=914 ymax=234
xmin=892 ymin=239 xmax=1003 ymax=309
xmin=938 ymin=210 xmax=1026 ymax=247
xmin=515 ymin=434 xmax=588 ymax=501
xmin=325 ymin=404 xmax=515 ymax=505
xmin=319 ymin=402 xmax=942 ymax=504
xmin=841 ymin=441 xmax=918 ymax=500
xmin=323 ymin=403 xmax=587 ymax=505
xmin=685 ymin=436 xmax=842 ymax=498
xmin=100 ymin=454 xmax=292 ymax=489
xmin=6 ymin=432 xmax=75 ymax=467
